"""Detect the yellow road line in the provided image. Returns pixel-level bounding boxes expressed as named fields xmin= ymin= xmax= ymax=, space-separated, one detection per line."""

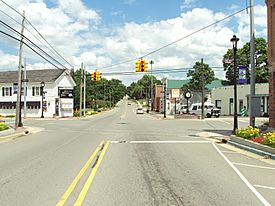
xmin=73 ymin=140 xmax=110 ymax=206
xmin=56 ymin=140 xmax=105 ymax=206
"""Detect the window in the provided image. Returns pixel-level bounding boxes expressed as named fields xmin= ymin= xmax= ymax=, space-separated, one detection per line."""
xmin=215 ymin=100 xmax=221 ymax=109
xmin=2 ymin=87 xmax=12 ymax=96
xmin=192 ymin=106 xmax=197 ymax=110
xmin=32 ymin=87 xmax=40 ymax=96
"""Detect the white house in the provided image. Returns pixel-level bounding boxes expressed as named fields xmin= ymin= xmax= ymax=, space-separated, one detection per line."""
xmin=211 ymin=83 xmax=269 ymax=116
xmin=0 ymin=69 xmax=76 ymax=118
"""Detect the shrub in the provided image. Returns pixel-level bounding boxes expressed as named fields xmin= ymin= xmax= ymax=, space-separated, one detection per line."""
xmin=73 ymin=110 xmax=80 ymax=117
xmin=6 ymin=114 xmax=15 ymax=118
xmin=0 ymin=123 xmax=9 ymax=131
xmin=235 ymin=126 xmax=260 ymax=139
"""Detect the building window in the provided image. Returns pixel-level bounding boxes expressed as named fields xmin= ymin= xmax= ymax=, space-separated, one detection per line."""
xmin=2 ymin=87 xmax=12 ymax=96
xmin=215 ymin=100 xmax=221 ymax=109
xmin=32 ymin=87 xmax=40 ymax=96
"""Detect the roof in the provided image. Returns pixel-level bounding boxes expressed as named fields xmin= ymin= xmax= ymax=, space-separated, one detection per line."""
xmin=0 ymin=69 xmax=66 ymax=83
xmin=205 ymin=79 xmax=224 ymax=90
xmin=167 ymin=79 xmax=189 ymax=89
xmin=167 ymin=79 xmax=224 ymax=90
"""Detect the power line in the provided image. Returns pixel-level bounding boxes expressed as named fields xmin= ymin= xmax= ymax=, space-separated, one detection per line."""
xmin=0 ymin=0 xmax=74 ymax=68
xmin=0 ymin=20 xmax=68 ymax=70
xmin=94 ymin=6 xmax=249 ymax=70
xmin=0 ymin=8 xmax=73 ymax=68
xmin=0 ymin=30 xmax=64 ymax=70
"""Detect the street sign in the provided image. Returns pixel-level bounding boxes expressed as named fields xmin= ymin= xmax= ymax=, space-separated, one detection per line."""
xmin=238 ymin=65 xmax=247 ymax=84
xmin=171 ymin=89 xmax=180 ymax=99
xmin=59 ymin=89 xmax=74 ymax=98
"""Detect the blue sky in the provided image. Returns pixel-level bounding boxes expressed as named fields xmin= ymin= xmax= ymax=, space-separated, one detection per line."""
xmin=0 ymin=0 xmax=268 ymax=84
xmin=86 ymin=0 xmax=265 ymax=25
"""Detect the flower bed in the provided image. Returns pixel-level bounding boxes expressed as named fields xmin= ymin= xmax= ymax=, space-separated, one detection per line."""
xmin=235 ymin=126 xmax=275 ymax=148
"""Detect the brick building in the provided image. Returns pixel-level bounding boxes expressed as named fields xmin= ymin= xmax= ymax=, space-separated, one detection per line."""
xmin=266 ymin=0 xmax=275 ymax=127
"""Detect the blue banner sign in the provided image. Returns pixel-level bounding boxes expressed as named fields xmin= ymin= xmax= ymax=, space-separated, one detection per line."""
xmin=238 ymin=65 xmax=247 ymax=84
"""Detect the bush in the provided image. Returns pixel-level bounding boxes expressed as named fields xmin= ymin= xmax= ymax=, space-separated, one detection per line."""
xmin=235 ymin=126 xmax=260 ymax=139
xmin=6 ymin=114 xmax=16 ymax=118
xmin=0 ymin=123 xmax=9 ymax=131
xmin=73 ymin=110 xmax=80 ymax=117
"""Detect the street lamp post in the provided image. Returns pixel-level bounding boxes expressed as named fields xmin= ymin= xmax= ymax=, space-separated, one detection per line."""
xmin=150 ymin=60 xmax=154 ymax=111
xmin=231 ymin=35 xmax=239 ymax=134
xmin=40 ymin=81 xmax=45 ymax=118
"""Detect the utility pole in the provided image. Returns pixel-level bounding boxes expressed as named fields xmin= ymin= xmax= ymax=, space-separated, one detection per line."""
xmin=79 ymin=63 xmax=83 ymax=117
xmin=249 ymin=0 xmax=256 ymax=127
xmin=15 ymin=11 xmax=26 ymax=129
xmin=23 ymin=58 xmax=27 ymax=118
xmin=83 ymin=65 xmax=86 ymax=117
xmin=201 ymin=58 xmax=205 ymax=120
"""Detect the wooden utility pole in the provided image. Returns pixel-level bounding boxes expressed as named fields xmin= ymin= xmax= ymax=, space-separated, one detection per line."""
xmin=79 ymin=63 xmax=83 ymax=117
xmin=201 ymin=58 xmax=205 ymax=120
xmin=15 ymin=11 xmax=26 ymax=129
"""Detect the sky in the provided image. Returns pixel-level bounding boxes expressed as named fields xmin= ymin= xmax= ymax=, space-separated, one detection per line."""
xmin=0 ymin=0 xmax=268 ymax=85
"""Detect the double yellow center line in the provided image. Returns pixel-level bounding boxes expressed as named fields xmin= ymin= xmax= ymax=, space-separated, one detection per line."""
xmin=56 ymin=140 xmax=110 ymax=206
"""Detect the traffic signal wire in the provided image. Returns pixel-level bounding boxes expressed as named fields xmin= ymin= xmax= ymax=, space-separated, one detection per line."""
xmin=0 ymin=20 xmax=69 ymax=70
xmin=0 ymin=0 xmax=74 ymax=68
xmin=93 ymin=6 xmax=250 ymax=70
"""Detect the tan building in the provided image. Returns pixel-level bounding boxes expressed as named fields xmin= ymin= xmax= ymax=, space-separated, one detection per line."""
xmin=153 ymin=85 xmax=163 ymax=112
xmin=266 ymin=0 xmax=275 ymax=127
xmin=211 ymin=83 xmax=269 ymax=116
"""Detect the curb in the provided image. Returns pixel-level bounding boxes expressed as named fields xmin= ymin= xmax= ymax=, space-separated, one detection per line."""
xmin=0 ymin=126 xmax=44 ymax=143
xmin=228 ymin=135 xmax=275 ymax=160
xmin=228 ymin=140 xmax=275 ymax=160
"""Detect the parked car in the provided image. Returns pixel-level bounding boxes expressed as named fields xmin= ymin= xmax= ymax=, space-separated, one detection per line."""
xmin=136 ymin=107 xmax=144 ymax=114
xmin=127 ymin=102 xmax=131 ymax=105
xmin=189 ymin=103 xmax=220 ymax=118
xmin=179 ymin=105 xmax=188 ymax=114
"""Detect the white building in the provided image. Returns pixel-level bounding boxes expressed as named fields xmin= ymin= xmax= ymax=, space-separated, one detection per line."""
xmin=0 ymin=69 xmax=76 ymax=118
xmin=211 ymin=83 xmax=269 ymax=116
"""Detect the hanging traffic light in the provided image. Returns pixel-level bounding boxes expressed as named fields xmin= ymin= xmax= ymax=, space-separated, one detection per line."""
xmin=140 ymin=59 xmax=148 ymax=72
xmin=135 ymin=60 xmax=141 ymax=72
xmin=96 ymin=71 xmax=102 ymax=81
xmin=91 ymin=71 xmax=97 ymax=81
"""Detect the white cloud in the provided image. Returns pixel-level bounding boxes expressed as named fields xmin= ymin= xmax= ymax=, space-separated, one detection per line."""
xmin=0 ymin=1 xmax=267 ymax=85
xmin=181 ymin=0 xmax=198 ymax=11
xmin=124 ymin=0 xmax=136 ymax=5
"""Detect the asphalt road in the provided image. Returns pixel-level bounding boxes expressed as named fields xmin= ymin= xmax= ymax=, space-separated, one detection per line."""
xmin=0 ymin=100 xmax=274 ymax=206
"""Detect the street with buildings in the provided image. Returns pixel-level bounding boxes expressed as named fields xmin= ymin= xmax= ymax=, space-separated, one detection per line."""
xmin=0 ymin=100 xmax=275 ymax=206
xmin=0 ymin=0 xmax=275 ymax=206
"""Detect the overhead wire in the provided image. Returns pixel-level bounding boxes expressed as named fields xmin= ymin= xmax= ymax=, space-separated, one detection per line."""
xmin=0 ymin=20 xmax=68 ymax=70
xmin=96 ymin=6 xmax=250 ymax=70
xmin=0 ymin=30 xmax=63 ymax=70
xmin=0 ymin=0 xmax=74 ymax=68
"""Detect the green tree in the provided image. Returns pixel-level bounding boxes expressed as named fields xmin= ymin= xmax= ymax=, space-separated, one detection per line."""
xmin=186 ymin=61 xmax=215 ymax=91
xmin=223 ymin=38 xmax=268 ymax=85
xmin=127 ymin=75 xmax=161 ymax=100
xmin=72 ymin=69 xmax=127 ymax=110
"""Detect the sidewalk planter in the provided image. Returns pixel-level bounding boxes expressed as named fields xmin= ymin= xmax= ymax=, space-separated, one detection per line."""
xmin=229 ymin=135 xmax=275 ymax=159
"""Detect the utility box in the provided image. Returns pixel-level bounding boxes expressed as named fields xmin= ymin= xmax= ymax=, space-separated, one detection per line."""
xmin=250 ymin=96 xmax=261 ymax=117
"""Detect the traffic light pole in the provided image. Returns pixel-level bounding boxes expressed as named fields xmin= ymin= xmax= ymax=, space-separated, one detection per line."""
xmin=83 ymin=65 xmax=86 ymax=117
xmin=79 ymin=63 xmax=83 ymax=117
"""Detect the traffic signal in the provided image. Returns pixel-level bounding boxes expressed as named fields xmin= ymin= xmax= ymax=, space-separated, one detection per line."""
xmin=140 ymin=59 xmax=148 ymax=72
xmin=91 ymin=71 xmax=97 ymax=81
xmin=96 ymin=71 xmax=102 ymax=81
xmin=135 ymin=60 xmax=141 ymax=72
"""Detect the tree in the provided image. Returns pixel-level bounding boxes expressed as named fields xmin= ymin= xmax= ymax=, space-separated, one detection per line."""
xmin=223 ymin=38 xmax=268 ymax=85
xmin=127 ymin=75 xmax=161 ymax=100
xmin=72 ymin=69 xmax=127 ymax=110
xmin=186 ymin=61 xmax=215 ymax=91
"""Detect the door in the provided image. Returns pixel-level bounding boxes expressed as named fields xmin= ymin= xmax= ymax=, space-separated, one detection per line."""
xmin=55 ymin=98 xmax=59 ymax=116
